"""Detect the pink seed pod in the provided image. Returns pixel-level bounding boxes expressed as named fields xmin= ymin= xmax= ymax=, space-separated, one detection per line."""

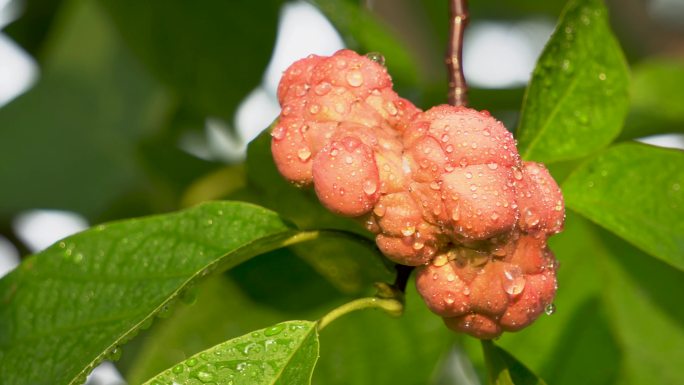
xmin=271 ymin=50 xmax=565 ymax=340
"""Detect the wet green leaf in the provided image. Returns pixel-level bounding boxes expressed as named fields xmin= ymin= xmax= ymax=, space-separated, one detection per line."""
xmin=313 ymin=282 xmax=453 ymax=385
xmin=99 ymin=0 xmax=280 ymax=120
xmin=598 ymin=227 xmax=684 ymax=385
xmin=620 ymin=58 xmax=684 ymax=140
xmin=142 ymin=320 xmax=319 ymax=385
xmin=0 ymin=0 xmax=165 ymax=219
xmin=517 ymin=0 xmax=629 ymax=162
xmin=0 ymin=201 xmax=319 ymax=385
xmin=482 ymin=341 xmax=547 ymax=385
xmin=563 ymin=143 xmax=684 ymax=271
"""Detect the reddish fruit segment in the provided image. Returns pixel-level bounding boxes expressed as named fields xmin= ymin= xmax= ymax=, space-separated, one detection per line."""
xmin=271 ymin=49 xmax=565 ymax=339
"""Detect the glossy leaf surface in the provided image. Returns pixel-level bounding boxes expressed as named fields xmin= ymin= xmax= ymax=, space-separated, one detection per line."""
xmin=517 ymin=0 xmax=629 ymax=162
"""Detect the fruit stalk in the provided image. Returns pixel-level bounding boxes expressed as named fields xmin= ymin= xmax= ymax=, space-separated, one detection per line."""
xmin=446 ymin=0 xmax=469 ymax=106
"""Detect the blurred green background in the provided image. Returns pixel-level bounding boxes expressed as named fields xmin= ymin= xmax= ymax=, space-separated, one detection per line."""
xmin=0 ymin=0 xmax=683 ymax=384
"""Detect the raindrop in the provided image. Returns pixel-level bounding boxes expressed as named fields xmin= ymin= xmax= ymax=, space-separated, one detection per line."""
xmin=186 ymin=358 xmax=198 ymax=368
xmin=385 ymin=101 xmax=398 ymax=115
xmin=433 ymin=254 xmax=448 ymax=266
xmin=524 ymin=209 xmax=540 ymax=227
xmin=502 ymin=266 xmax=525 ymax=296
xmin=264 ymin=323 xmax=285 ymax=336
xmin=544 ymin=303 xmax=556 ymax=315
xmin=512 ymin=167 xmax=523 ymax=180
xmin=487 ymin=163 xmax=498 ymax=170
xmin=465 ymin=172 xmax=473 ymax=179
xmin=314 ymin=82 xmax=332 ymax=95
xmin=362 ymin=179 xmax=377 ymax=195
xmin=451 ymin=206 xmax=460 ymax=221
xmin=344 ymin=155 xmax=353 ymax=164
xmin=413 ymin=241 xmax=425 ymax=250
xmin=271 ymin=126 xmax=286 ymax=140
xmin=430 ymin=181 xmax=440 ymax=190
xmin=365 ymin=52 xmax=386 ymax=66
xmin=309 ymin=104 xmax=320 ymax=114
xmin=401 ymin=226 xmax=416 ymax=237
xmin=196 ymin=368 xmax=216 ymax=383
xmin=346 ymin=70 xmax=364 ymax=87
xmin=297 ymin=148 xmax=311 ymax=161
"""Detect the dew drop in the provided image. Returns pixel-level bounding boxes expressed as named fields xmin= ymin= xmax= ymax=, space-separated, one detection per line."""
xmin=465 ymin=172 xmax=473 ymax=179
xmin=172 ymin=365 xmax=184 ymax=374
xmin=445 ymin=297 xmax=455 ymax=305
xmin=362 ymin=179 xmax=377 ymax=195
xmin=365 ymin=52 xmax=386 ymax=66
xmin=447 ymin=273 xmax=455 ymax=282
xmin=271 ymin=126 xmax=286 ymax=140
xmin=451 ymin=206 xmax=460 ymax=221
xmin=598 ymin=72 xmax=607 ymax=81
xmin=309 ymin=104 xmax=320 ymax=114
xmin=430 ymin=181 xmax=441 ymax=190
xmin=502 ymin=266 xmax=525 ymax=296
xmin=344 ymin=155 xmax=353 ymax=164
xmin=524 ymin=208 xmax=540 ymax=227
xmin=433 ymin=254 xmax=448 ymax=266
xmin=196 ymin=370 xmax=216 ymax=383
xmin=413 ymin=241 xmax=425 ymax=250
xmin=186 ymin=358 xmax=198 ymax=367
xmin=373 ymin=204 xmax=386 ymax=217
xmin=385 ymin=101 xmax=398 ymax=115
xmin=297 ymin=148 xmax=311 ymax=161
xmin=490 ymin=213 xmax=499 ymax=221
xmin=401 ymin=226 xmax=416 ymax=237
xmin=487 ymin=163 xmax=498 ymax=170
xmin=264 ymin=323 xmax=285 ymax=336
xmin=545 ymin=303 xmax=556 ymax=315
xmin=314 ymin=82 xmax=332 ymax=95
xmin=470 ymin=185 xmax=477 ymax=192
xmin=512 ymin=167 xmax=523 ymax=180
xmin=346 ymin=70 xmax=364 ymax=87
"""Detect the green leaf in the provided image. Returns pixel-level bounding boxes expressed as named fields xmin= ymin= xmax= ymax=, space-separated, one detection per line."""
xmin=516 ymin=0 xmax=629 ymax=163
xmin=620 ymin=58 xmax=684 ymax=140
xmin=0 ymin=201 xmax=322 ymax=385
xmin=313 ymin=282 xmax=454 ymax=385
xmin=482 ymin=341 xmax=547 ymax=385
xmin=246 ymin=131 xmax=394 ymax=293
xmin=142 ymin=320 xmax=319 ymax=385
xmin=125 ymin=257 xmax=343 ymax=383
xmin=597 ymin=226 xmax=684 ymax=384
xmin=563 ymin=143 xmax=684 ymax=271
xmin=98 ymin=0 xmax=281 ymax=120
xmin=311 ymin=0 xmax=419 ymax=89
xmin=0 ymin=0 xmax=166 ymax=219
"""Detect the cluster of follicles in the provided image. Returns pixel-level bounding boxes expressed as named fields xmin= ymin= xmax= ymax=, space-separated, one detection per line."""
xmin=271 ymin=49 xmax=565 ymax=339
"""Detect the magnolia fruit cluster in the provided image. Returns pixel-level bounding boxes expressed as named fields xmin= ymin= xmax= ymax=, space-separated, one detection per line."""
xmin=271 ymin=50 xmax=564 ymax=339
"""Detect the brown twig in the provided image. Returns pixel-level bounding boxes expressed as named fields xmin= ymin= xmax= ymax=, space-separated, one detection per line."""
xmin=446 ymin=0 xmax=469 ymax=107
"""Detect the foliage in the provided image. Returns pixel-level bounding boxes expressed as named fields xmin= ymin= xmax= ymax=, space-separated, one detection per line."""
xmin=0 ymin=0 xmax=682 ymax=384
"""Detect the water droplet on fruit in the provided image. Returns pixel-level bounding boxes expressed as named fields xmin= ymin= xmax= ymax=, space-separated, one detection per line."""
xmin=365 ymin=52 xmax=386 ymax=66
xmin=487 ymin=163 xmax=498 ymax=170
xmin=297 ymin=148 xmax=311 ymax=161
xmin=314 ymin=82 xmax=332 ymax=95
xmin=385 ymin=101 xmax=398 ymax=115
xmin=401 ymin=226 xmax=416 ymax=237
xmin=271 ymin=126 xmax=286 ymax=140
xmin=502 ymin=266 xmax=525 ymax=296
xmin=512 ymin=167 xmax=523 ymax=180
xmin=346 ymin=70 xmax=364 ymax=87
xmin=363 ymin=179 xmax=377 ymax=195
xmin=545 ymin=303 xmax=556 ymax=315
xmin=465 ymin=172 xmax=473 ymax=179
